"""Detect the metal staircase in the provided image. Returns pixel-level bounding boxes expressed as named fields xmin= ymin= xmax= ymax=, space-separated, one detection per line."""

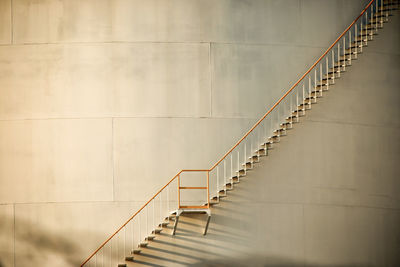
xmin=81 ymin=0 xmax=399 ymax=266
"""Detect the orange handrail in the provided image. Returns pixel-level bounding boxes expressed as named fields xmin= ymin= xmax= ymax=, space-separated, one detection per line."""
xmin=81 ymin=1 xmax=376 ymax=265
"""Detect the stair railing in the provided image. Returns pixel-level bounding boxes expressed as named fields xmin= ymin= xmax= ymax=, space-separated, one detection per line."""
xmin=81 ymin=0 xmax=393 ymax=265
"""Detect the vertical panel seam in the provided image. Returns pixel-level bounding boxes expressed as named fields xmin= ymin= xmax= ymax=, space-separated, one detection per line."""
xmin=10 ymin=0 xmax=13 ymax=44
xmin=302 ymin=203 xmax=306 ymax=265
xmin=112 ymin=117 xmax=114 ymax=201
xmin=13 ymin=203 xmax=15 ymax=267
xmin=209 ymin=42 xmax=213 ymax=117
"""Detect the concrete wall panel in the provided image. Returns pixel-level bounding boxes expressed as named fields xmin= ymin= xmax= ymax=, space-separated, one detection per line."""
xmin=12 ymin=0 xmax=369 ymax=45
xmin=113 ymin=117 xmax=254 ymax=201
xmin=0 ymin=43 xmax=210 ymax=119
xmin=0 ymin=119 xmax=113 ymax=203
xmin=14 ymin=201 xmax=143 ymax=267
xmin=211 ymin=43 xmax=324 ymax=118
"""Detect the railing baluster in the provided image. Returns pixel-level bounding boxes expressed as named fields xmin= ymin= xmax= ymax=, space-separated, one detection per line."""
xmin=355 ymin=23 xmax=358 ymax=58
xmin=177 ymin=175 xmax=180 ymax=209
xmin=342 ymin=36 xmax=346 ymax=71
xmin=320 ymin=63 xmax=323 ymax=96
xmin=230 ymin=154 xmax=233 ymax=185
xmin=223 ymin=160 xmax=227 ymax=191
xmin=167 ymin=186 xmax=169 ymax=213
xmin=146 ymin=206 xmax=148 ymax=240
xmin=326 ymin=57 xmax=329 ymax=90
xmin=370 ymin=5 xmax=373 ymax=37
xmin=131 ymin=220 xmax=134 ymax=253
xmin=365 ymin=12 xmax=368 ymax=45
xmin=349 ymin=31 xmax=352 ymax=66
xmin=314 ymin=69 xmax=317 ymax=98
xmin=244 ymin=144 xmax=246 ymax=168
xmin=151 ymin=198 xmax=154 ymax=232
xmin=139 ymin=213 xmax=141 ymax=246
xmin=159 ymin=193 xmax=163 ymax=226
xmin=216 ymin=166 xmax=219 ymax=200
xmin=124 ymin=227 xmax=126 ymax=259
xmin=237 ymin=151 xmax=240 ymax=174
xmin=376 ymin=0 xmax=378 ymax=31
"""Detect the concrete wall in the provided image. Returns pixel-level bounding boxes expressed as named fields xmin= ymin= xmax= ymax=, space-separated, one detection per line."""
xmin=1 ymin=0 xmax=393 ymax=266
xmin=125 ymin=11 xmax=400 ymax=267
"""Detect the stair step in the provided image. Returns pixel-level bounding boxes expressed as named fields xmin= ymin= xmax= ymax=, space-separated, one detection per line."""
xmin=249 ymin=154 xmax=260 ymax=163
xmin=145 ymin=235 xmax=156 ymax=241
xmin=237 ymin=169 xmax=246 ymax=176
xmin=152 ymin=228 xmax=162 ymax=234
xmin=132 ymin=249 xmax=141 ymax=255
xmin=286 ymin=115 xmax=299 ymax=123
xmin=159 ymin=222 xmax=169 ymax=227
xmin=280 ymin=121 xmax=293 ymax=129
xmin=139 ymin=242 xmax=148 ymax=248
xmin=310 ymin=91 xmax=322 ymax=98
xmin=351 ymin=40 xmax=367 ymax=47
xmin=256 ymin=147 xmax=267 ymax=156
xmin=217 ymin=191 xmax=227 ymax=198
xmin=205 ymin=199 xmax=219 ymax=206
xmin=125 ymin=256 xmax=134 ymax=262
xmin=231 ymin=176 xmax=240 ymax=183
xmin=166 ymin=215 xmax=176 ymax=220
xmin=225 ymin=183 xmax=233 ymax=190
xmin=264 ymin=141 xmax=274 ymax=148
xmin=269 ymin=135 xmax=280 ymax=142
xmin=242 ymin=161 xmax=253 ymax=169
xmin=298 ymin=103 xmax=311 ymax=110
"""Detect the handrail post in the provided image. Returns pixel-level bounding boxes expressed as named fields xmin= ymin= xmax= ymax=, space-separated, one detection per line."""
xmin=365 ymin=12 xmax=368 ymax=46
xmin=224 ymin=160 xmax=226 ymax=191
xmin=355 ymin=23 xmax=358 ymax=58
xmin=167 ymin=186 xmax=169 ymax=214
xmin=349 ymin=31 xmax=352 ymax=65
xmin=207 ymin=171 xmax=210 ymax=208
xmin=216 ymin=166 xmax=220 ymax=200
xmin=319 ymin=63 xmax=323 ymax=96
xmin=177 ymin=175 xmax=180 ymax=209
xmin=342 ymin=37 xmax=346 ymax=71
xmin=325 ymin=58 xmax=329 ymax=90
xmin=375 ymin=0 xmax=378 ymax=32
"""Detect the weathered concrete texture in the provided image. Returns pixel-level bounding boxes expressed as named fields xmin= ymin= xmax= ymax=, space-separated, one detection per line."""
xmin=0 ymin=0 xmax=11 ymax=44
xmin=211 ymin=43 xmax=325 ymax=118
xmin=0 ymin=119 xmax=113 ymax=203
xmin=113 ymin=117 xmax=254 ymax=201
xmin=0 ymin=204 xmax=14 ymax=267
xmin=122 ymin=11 xmax=400 ymax=267
xmin=124 ymin=203 xmax=399 ymax=266
xmin=0 ymin=1 xmax=398 ymax=267
xmin=12 ymin=0 xmax=368 ymax=45
xmin=13 ymin=201 xmax=144 ymax=267
xmin=0 ymin=43 xmax=210 ymax=120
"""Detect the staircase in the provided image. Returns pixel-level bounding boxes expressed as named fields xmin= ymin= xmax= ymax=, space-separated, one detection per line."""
xmin=81 ymin=0 xmax=399 ymax=266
